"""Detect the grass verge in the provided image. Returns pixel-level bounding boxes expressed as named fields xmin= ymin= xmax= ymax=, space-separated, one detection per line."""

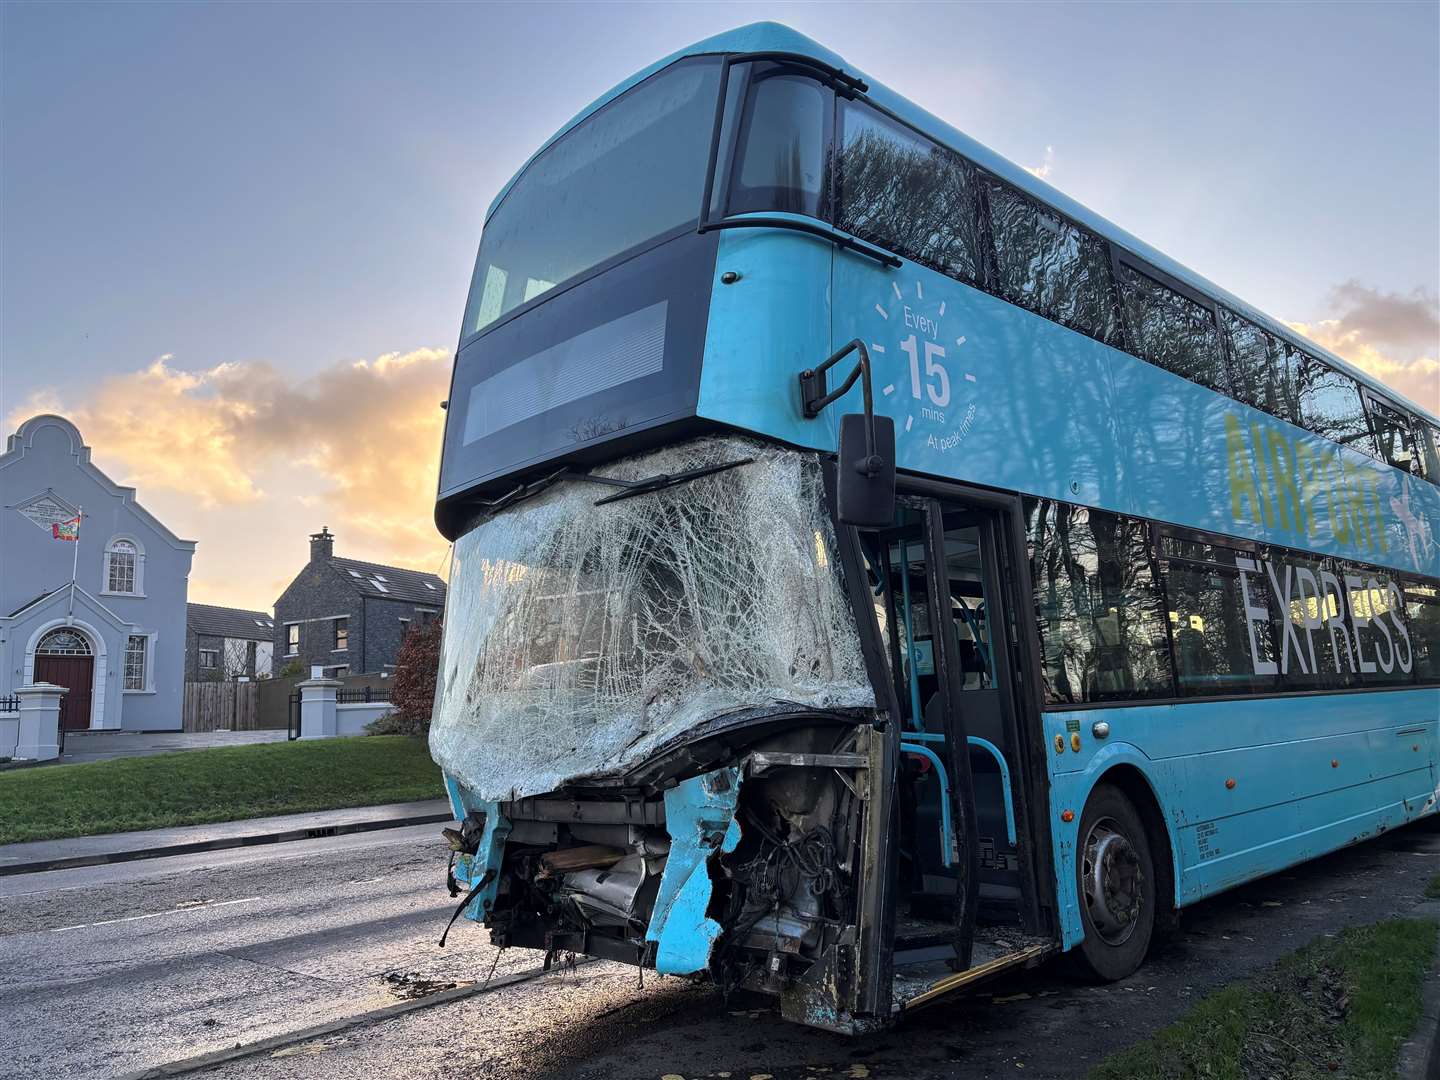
xmin=1090 ymin=917 xmax=1439 ymax=1080
xmin=1425 ymin=874 xmax=1440 ymax=900
xmin=0 ymin=735 xmax=444 ymax=845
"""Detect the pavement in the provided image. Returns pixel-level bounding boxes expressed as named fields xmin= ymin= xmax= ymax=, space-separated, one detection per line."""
xmin=0 ymin=812 xmax=1436 ymax=1080
xmin=56 ymin=729 xmax=289 ymax=764
xmin=0 ymin=798 xmax=453 ymax=873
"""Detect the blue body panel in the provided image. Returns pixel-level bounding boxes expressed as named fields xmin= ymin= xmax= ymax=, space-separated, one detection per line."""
xmin=444 ymin=776 xmax=511 ymax=925
xmin=646 ymin=767 xmax=743 ymax=974
xmin=1042 ymin=691 xmax=1438 ymax=946
xmin=701 ymin=233 xmax=1440 ymax=578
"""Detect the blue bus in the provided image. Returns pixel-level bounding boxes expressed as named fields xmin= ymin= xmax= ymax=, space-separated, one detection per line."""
xmin=430 ymin=22 xmax=1440 ymax=1033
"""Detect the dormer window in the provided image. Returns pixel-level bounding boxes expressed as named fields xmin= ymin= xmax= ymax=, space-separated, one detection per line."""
xmin=105 ymin=538 xmax=142 ymax=595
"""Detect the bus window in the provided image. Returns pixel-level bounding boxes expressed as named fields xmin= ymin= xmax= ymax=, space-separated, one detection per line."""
xmin=1295 ymin=355 xmax=1380 ymax=460
xmin=1274 ymin=555 xmax=1360 ymax=692
xmin=835 ymin=102 xmax=985 ymax=284
xmin=1222 ymin=311 xmax=1301 ymax=424
xmin=987 ymin=182 xmax=1117 ymax=344
xmin=1339 ymin=565 xmax=1414 ymax=685
xmin=727 ymin=69 xmax=829 ymax=219
xmin=1404 ymin=580 xmax=1440 ymax=680
xmin=1157 ymin=537 xmax=1281 ymax=696
xmin=1366 ymin=396 xmax=1422 ymax=475
xmin=460 ymin=57 xmax=721 ymax=338
xmin=1114 ymin=263 xmax=1229 ymax=396
xmin=1025 ymin=500 xmax=1171 ymax=704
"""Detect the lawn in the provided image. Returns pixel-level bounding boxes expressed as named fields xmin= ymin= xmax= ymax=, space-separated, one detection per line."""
xmin=0 ymin=735 xmax=445 ymax=845
xmin=1090 ymin=918 xmax=1439 ymax=1080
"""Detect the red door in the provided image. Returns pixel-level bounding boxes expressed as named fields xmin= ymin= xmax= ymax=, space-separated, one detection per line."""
xmin=34 ymin=655 xmax=94 ymax=730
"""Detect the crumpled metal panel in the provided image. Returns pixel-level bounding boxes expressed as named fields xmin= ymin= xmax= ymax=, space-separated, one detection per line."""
xmin=646 ymin=766 xmax=742 ymax=974
xmin=429 ymin=438 xmax=873 ymax=801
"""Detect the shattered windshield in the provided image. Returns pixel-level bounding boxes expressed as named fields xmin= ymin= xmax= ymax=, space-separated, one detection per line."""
xmin=430 ymin=438 xmax=875 ymax=801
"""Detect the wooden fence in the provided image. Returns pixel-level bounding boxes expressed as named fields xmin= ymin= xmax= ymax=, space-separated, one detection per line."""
xmin=181 ymin=681 xmax=263 ymax=732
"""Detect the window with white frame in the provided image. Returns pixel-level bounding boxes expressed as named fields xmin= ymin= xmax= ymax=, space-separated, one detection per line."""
xmin=106 ymin=538 xmax=140 ymax=594
xmin=124 ymin=634 xmax=148 ymax=690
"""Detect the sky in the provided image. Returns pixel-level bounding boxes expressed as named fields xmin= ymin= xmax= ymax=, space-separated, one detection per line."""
xmin=2 ymin=1 xmax=1437 ymax=609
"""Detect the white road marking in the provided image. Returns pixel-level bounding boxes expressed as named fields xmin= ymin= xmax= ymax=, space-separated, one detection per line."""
xmin=870 ymin=343 xmax=885 ymax=353
xmin=874 ymin=304 xmax=888 ymax=319
xmin=916 ymin=280 xmax=924 ymax=299
xmin=956 ymin=335 xmax=967 ymax=346
xmin=892 ymin=282 xmax=903 ymax=301
xmin=939 ymin=301 xmax=946 ymax=316
xmin=882 ymin=384 xmax=895 ymax=396
xmin=49 ymin=896 xmax=260 ymax=932
xmin=965 ymin=373 xmax=977 ymax=382
xmin=905 ymin=416 xmax=914 ymax=431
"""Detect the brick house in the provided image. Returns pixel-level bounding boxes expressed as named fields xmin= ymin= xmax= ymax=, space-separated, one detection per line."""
xmin=185 ymin=603 xmax=275 ymax=681
xmin=273 ymin=528 xmax=445 ymax=677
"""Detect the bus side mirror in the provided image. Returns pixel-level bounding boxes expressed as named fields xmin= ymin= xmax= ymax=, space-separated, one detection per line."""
xmin=837 ymin=413 xmax=895 ymax=527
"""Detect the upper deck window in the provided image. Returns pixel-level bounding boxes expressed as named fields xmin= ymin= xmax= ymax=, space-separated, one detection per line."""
xmin=835 ymin=101 xmax=984 ymax=284
xmin=988 ymin=181 xmax=1116 ymax=344
xmin=1366 ymin=395 xmax=1421 ymax=475
xmin=460 ymin=58 xmax=721 ymax=339
xmin=1222 ymin=311 xmax=1301 ymax=424
xmin=1115 ymin=262 xmax=1227 ymax=394
xmin=1294 ymin=356 xmax=1379 ymax=459
xmin=727 ymin=68 xmax=829 ymax=218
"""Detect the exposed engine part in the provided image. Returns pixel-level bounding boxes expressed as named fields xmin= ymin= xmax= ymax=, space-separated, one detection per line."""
xmin=441 ymin=809 xmax=487 ymax=854
xmin=559 ymin=839 xmax=670 ymax=929
xmin=538 ymin=844 xmax=626 ymax=878
xmin=715 ymin=759 xmax=854 ymax=989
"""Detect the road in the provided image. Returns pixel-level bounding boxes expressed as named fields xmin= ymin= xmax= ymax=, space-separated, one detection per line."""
xmin=1 ymin=817 xmax=1437 ymax=1080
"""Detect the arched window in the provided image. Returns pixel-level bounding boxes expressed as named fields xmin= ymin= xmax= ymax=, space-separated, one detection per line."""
xmin=105 ymin=538 xmax=141 ymax=594
xmin=37 ymin=627 xmax=93 ymax=656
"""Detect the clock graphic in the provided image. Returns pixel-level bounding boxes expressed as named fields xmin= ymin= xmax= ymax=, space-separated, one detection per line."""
xmin=869 ymin=276 xmax=979 ymax=452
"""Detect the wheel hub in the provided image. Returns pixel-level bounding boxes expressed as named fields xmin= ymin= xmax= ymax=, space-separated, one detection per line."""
xmin=1081 ymin=817 xmax=1144 ymax=946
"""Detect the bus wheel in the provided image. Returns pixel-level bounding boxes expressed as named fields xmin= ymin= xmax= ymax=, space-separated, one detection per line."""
xmin=1074 ymin=784 xmax=1154 ymax=981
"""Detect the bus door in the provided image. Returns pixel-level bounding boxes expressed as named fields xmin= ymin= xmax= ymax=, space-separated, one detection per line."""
xmin=855 ymin=494 xmax=1055 ymax=1013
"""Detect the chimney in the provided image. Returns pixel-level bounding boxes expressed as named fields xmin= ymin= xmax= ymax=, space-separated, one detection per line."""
xmin=310 ymin=526 xmax=335 ymax=561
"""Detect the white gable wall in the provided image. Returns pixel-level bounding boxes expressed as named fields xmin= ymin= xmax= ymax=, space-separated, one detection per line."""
xmin=0 ymin=416 xmax=195 ymax=730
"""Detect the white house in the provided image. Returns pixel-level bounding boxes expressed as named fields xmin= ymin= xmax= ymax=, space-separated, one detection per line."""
xmin=0 ymin=415 xmax=195 ymax=731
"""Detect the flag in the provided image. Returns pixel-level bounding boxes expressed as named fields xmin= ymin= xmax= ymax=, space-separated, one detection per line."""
xmin=52 ymin=515 xmax=80 ymax=541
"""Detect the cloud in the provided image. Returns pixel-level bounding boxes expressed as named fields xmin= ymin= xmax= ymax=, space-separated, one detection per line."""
xmin=1025 ymin=145 xmax=1055 ymax=181
xmin=1325 ymin=281 xmax=1439 ymax=352
xmin=6 ymin=347 xmax=455 ymax=606
xmin=1288 ymin=282 xmax=1439 ymax=412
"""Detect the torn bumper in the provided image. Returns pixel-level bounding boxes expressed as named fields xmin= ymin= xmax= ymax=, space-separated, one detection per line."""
xmin=445 ymin=766 xmax=744 ymax=976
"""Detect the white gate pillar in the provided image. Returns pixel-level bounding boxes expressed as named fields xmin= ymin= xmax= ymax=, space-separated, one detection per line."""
xmin=297 ymin=677 xmax=341 ymax=740
xmin=15 ymin=683 xmax=65 ymax=761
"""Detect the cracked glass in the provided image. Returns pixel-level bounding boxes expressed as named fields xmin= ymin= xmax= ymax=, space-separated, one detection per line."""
xmin=430 ymin=439 xmax=875 ymax=800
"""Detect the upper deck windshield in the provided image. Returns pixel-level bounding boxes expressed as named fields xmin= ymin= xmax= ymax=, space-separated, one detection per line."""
xmin=461 ymin=58 xmax=722 ymax=339
xmin=428 ymin=439 xmax=874 ymax=801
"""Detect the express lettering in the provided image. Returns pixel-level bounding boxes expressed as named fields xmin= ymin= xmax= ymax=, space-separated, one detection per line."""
xmin=1235 ymin=555 xmax=1413 ymax=677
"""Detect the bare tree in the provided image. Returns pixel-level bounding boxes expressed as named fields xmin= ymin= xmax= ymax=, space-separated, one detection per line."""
xmin=221 ymin=638 xmax=253 ymax=681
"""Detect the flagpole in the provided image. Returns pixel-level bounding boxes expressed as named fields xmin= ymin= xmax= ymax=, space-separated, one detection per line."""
xmin=67 ymin=506 xmax=82 ymax=619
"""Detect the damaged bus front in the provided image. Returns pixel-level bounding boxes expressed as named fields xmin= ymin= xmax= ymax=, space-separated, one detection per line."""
xmin=432 ymin=441 xmax=905 ymax=1030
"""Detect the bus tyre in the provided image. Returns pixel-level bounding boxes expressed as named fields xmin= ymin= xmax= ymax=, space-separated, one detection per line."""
xmin=1074 ymin=784 xmax=1154 ymax=982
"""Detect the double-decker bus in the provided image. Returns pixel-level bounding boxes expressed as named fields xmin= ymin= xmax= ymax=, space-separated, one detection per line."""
xmin=429 ymin=22 xmax=1440 ymax=1033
